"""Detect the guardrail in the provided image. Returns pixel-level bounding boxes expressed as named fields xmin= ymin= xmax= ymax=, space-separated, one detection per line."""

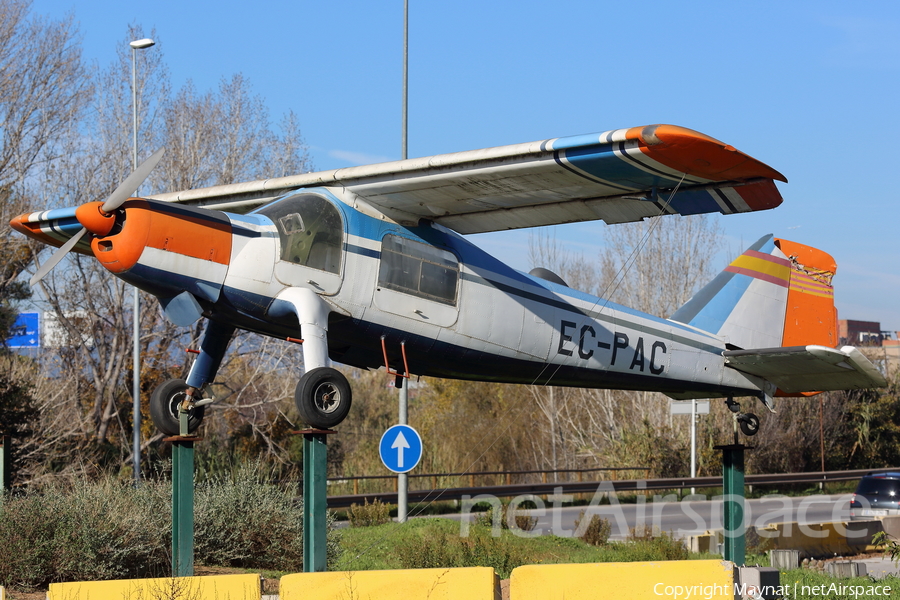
xmin=324 ymin=466 xmax=897 ymax=508
xmin=327 ymin=466 xmax=652 ymax=496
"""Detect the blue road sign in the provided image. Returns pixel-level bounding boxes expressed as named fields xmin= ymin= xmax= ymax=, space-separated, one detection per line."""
xmin=379 ymin=424 xmax=422 ymax=474
xmin=7 ymin=312 xmax=39 ymax=348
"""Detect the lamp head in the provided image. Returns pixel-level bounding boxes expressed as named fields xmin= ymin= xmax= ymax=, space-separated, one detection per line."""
xmin=129 ymin=38 xmax=155 ymax=50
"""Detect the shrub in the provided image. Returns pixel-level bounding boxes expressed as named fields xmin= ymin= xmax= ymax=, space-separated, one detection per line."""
xmin=476 ymin=503 xmax=537 ymax=533
xmin=193 ymin=462 xmax=339 ymax=571
xmin=617 ymin=532 xmax=688 ymax=561
xmin=347 ymin=498 xmax=392 ymax=527
xmin=398 ymin=528 xmax=527 ymax=579
xmin=0 ymin=466 xmax=340 ymax=590
xmin=574 ymin=510 xmax=611 ymax=546
xmin=0 ymin=477 xmax=170 ymax=589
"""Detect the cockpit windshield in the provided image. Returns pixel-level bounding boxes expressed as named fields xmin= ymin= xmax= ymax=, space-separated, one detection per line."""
xmin=256 ymin=193 xmax=343 ymax=274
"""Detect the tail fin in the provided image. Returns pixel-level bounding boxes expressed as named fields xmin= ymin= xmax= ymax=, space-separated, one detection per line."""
xmin=670 ymin=234 xmax=837 ymax=350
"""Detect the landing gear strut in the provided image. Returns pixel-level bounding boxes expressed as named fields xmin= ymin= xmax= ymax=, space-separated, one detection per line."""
xmin=725 ymin=397 xmax=760 ymax=437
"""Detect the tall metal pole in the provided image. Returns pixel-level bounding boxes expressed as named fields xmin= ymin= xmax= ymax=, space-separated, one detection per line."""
xmin=397 ymin=0 xmax=410 ymax=525
xmin=398 ymin=377 xmax=408 ymax=522
xmin=402 ymin=0 xmax=408 ymax=161
xmin=690 ymin=398 xmax=697 ymax=495
xmin=130 ymin=38 xmax=154 ymax=485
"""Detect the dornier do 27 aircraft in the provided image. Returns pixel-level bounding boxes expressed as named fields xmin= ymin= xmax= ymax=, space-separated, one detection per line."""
xmin=12 ymin=124 xmax=887 ymax=436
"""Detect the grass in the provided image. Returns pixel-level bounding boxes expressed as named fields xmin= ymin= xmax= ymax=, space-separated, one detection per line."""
xmin=335 ymin=517 xmax=695 ymax=579
xmin=775 ymin=568 xmax=900 ymax=599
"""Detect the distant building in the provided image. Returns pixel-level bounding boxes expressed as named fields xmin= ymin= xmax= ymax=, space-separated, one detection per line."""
xmin=839 ymin=319 xmax=899 ymax=375
xmin=839 ymin=319 xmax=884 ymax=346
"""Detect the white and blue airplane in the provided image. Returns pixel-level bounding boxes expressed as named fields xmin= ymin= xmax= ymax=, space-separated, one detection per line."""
xmin=12 ymin=124 xmax=885 ymax=435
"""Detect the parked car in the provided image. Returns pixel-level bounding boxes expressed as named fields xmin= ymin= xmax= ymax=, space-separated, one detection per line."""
xmin=849 ymin=472 xmax=900 ymax=520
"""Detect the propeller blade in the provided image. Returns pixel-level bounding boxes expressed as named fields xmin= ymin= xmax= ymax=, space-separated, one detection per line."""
xmin=30 ymin=227 xmax=87 ymax=287
xmin=101 ymin=147 xmax=166 ymax=213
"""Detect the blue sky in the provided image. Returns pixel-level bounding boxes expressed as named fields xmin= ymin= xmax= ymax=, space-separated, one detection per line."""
xmin=31 ymin=0 xmax=900 ymax=330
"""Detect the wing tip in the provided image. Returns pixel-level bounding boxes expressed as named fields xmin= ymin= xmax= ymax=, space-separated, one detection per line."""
xmin=637 ymin=124 xmax=788 ymax=184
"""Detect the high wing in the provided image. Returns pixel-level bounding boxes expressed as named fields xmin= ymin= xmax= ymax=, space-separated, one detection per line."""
xmin=147 ymin=124 xmax=786 ymax=234
xmin=723 ymin=345 xmax=888 ymax=393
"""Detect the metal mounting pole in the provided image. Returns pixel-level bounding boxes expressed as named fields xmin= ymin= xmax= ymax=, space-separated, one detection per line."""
xmin=0 ymin=436 xmax=10 ymax=492
xmin=170 ymin=409 xmax=197 ymax=577
xmin=302 ymin=429 xmax=333 ymax=572
xmin=715 ymin=442 xmax=751 ymax=566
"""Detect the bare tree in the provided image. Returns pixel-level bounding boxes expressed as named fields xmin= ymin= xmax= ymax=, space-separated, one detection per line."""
xmin=19 ymin=27 xmax=314 ymax=479
xmin=0 ymin=0 xmax=91 ymax=190
xmin=522 ymin=216 xmax=724 ymax=475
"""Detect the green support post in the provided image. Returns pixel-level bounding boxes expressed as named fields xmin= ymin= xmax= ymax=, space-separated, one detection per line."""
xmin=170 ymin=408 xmax=198 ymax=577
xmin=0 ymin=435 xmax=10 ymax=492
xmin=715 ymin=443 xmax=750 ymax=566
xmin=302 ymin=429 xmax=333 ymax=572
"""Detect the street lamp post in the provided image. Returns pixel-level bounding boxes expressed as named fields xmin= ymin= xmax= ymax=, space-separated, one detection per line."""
xmin=130 ymin=37 xmax=154 ymax=486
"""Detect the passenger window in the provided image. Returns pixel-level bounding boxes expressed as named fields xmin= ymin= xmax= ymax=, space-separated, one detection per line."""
xmin=378 ymin=235 xmax=459 ymax=305
xmin=256 ymin=194 xmax=343 ymax=274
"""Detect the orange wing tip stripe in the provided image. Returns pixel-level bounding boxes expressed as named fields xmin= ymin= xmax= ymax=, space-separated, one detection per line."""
xmin=627 ymin=124 xmax=788 ymax=184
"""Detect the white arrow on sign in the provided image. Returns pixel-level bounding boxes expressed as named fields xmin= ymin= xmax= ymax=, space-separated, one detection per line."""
xmin=391 ymin=430 xmax=410 ymax=469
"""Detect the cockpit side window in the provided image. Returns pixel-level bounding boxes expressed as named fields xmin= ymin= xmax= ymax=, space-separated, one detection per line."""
xmin=256 ymin=194 xmax=343 ymax=274
xmin=378 ymin=235 xmax=459 ymax=305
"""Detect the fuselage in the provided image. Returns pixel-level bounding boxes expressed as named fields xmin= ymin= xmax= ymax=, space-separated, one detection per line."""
xmin=20 ymin=187 xmax=764 ymax=399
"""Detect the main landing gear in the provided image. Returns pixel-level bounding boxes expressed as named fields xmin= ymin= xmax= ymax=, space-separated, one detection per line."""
xmin=295 ymin=367 xmax=352 ymax=429
xmin=725 ymin=397 xmax=760 ymax=437
xmin=148 ymin=288 xmax=355 ymax=436
xmin=149 ymin=378 xmax=209 ymax=437
xmin=150 ymin=320 xmax=235 ymax=437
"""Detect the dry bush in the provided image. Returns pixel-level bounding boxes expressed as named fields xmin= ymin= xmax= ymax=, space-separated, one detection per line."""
xmin=348 ymin=498 xmax=393 ymax=527
xmin=574 ymin=510 xmax=611 ymax=546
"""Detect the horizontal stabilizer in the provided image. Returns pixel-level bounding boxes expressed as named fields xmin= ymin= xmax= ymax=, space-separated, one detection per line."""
xmin=724 ymin=345 xmax=887 ymax=393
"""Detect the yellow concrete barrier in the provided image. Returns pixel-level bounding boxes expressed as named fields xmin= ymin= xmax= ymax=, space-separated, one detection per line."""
xmin=280 ymin=567 xmax=500 ymax=600
xmin=509 ymin=560 xmax=736 ymax=600
xmin=47 ymin=573 xmax=260 ymax=600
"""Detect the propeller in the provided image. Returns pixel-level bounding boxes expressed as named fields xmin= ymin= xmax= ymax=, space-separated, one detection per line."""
xmin=30 ymin=148 xmax=165 ymax=287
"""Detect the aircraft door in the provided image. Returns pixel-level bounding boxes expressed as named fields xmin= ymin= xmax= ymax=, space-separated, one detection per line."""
xmin=257 ymin=193 xmax=344 ymax=294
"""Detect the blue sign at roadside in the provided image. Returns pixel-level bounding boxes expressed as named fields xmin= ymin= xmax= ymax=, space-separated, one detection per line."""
xmin=379 ymin=424 xmax=422 ymax=474
xmin=7 ymin=312 xmax=39 ymax=348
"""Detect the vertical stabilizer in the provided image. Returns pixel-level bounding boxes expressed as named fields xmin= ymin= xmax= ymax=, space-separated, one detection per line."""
xmin=670 ymin=236 xmax=838 ymax=351
xmin=670 ymin=235 xmax=791 ymax=349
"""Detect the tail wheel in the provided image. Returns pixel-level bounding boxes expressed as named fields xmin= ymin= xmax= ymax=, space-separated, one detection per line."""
xmin=149 ymin=378 xmax=205 ymax=436
xmin=738 ymin=413 xmax=760 ymax=437
xmin=295 ymin=367 xmax=352 ymax=429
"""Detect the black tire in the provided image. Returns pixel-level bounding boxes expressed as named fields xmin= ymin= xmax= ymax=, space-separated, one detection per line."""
xmin=739 ymin=413 xmax=760 ymax=437
xmin=295 ymin=367 xmax=352 ymax=429
xmin=149 ymin=378 xmax=206 ymax=436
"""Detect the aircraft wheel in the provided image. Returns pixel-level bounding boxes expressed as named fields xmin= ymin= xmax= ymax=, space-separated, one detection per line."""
xmin=738 ymin=413 xmax=760 ymax=437
xmin=295 ymin=367 xmax=352 ymax=429
xmin=149 ymin=378 xmax=205 ymax=436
